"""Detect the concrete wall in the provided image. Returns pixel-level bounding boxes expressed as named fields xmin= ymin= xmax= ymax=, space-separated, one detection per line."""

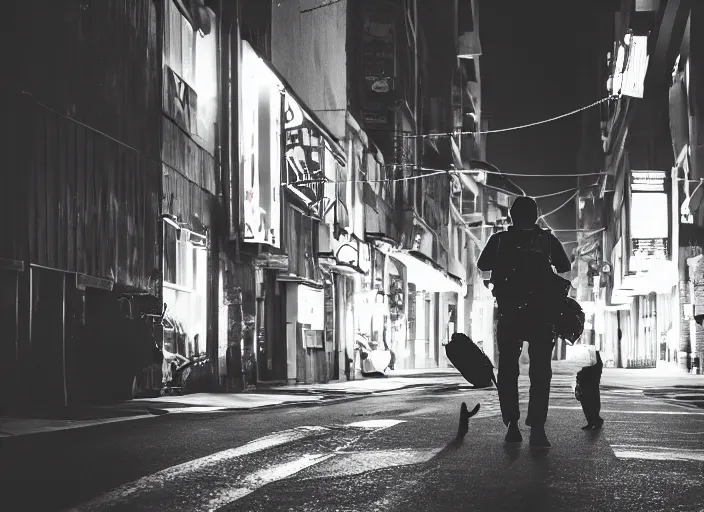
xmin=270 ymin=0 xmax=348 ymax=139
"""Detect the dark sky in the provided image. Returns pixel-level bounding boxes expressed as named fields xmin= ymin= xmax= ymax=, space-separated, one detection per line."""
xmin=480 ymin=0 xmax=601 ymax=250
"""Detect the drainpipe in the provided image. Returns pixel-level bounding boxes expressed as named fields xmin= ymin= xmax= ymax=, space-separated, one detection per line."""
xmin=671 ymin=162 xmax=681 ymax=370
xmin=413 ymin=0 xmax=419 ymax=127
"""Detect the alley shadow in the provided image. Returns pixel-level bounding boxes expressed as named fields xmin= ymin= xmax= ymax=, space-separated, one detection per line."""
xmin=503 ymin=442 xmax=521 ymax=465
xmin=584 ymin=425 xmax=605 ymax=443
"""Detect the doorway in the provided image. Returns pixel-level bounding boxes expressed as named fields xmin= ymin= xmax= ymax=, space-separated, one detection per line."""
xmin=324 ymin=279 xmax=338 ymax=381
xmin=258 ymin=271 xmax=287 ymax=381
xmin=29 ymin=266 xmax=67 ymax=408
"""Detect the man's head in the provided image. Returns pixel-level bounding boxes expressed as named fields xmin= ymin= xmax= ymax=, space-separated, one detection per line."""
xmin=509 ymin=196 xmax=539 ymax=227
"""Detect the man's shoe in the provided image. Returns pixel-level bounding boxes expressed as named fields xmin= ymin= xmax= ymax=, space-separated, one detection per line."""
xmin=505 ymin=421 xmax=523 ymax=442
xmin=529 ymin=427 xmax=551 ymax=448
xmin=582 ymin=417 xmax=605 ymax=431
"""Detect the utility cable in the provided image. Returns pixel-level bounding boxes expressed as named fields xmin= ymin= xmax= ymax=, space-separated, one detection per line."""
xmin=448 ymin=168 xmax=608 ymax=179
xmin=539 ymin=191 xmax=579 ymax=220
xmin=401 ymin=96 xmax=615 ymax=138
xmin=298 ymin=0 xmax=344 ymax=14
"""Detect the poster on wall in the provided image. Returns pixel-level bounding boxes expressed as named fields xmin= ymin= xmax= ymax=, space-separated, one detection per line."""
xmin=241 ymin=41 xmax=282 ymax=248
xmin=298 ymin=285 xmax=325 ymax=330
xmin=629 ymin=170 xmax=669 ymax=273
xmin=284 ymin=92 xmax=325 ymax=210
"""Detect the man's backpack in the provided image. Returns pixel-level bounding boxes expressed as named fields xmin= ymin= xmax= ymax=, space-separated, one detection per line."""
xmin=491 ymin=228 xmax=561 ymax=306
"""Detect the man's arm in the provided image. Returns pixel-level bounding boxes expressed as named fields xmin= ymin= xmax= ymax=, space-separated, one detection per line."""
xmin=549 ymin=234 xmax=571 ymax=273
xmin=477 ymin=234 xmax=500 ymax=271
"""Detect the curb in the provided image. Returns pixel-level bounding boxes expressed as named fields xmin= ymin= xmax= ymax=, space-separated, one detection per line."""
xmin=0 ymin=383 xmax=466 ymax=437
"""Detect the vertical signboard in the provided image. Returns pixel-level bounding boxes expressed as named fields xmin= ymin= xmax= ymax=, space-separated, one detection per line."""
xmin=629 ymin=170 xmax=669 ymax=273
xmin=241 ymin=42 xmax=282 ymax=247
xmin=323 ymin=144 xmax=338 ymax=227
xmin=620 ymin=35 xmax=649 ymax=99
xmin=362 ymin=2 xmax=396 ymax=128
xmin=284 ymin=92 xmax=325 ymax=209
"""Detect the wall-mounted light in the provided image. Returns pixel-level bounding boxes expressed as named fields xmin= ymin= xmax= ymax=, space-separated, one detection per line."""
xmin=680 ymin=178 xmax=703 ymax=224
xmin=160 ymin=213 xmax=181 ymax=237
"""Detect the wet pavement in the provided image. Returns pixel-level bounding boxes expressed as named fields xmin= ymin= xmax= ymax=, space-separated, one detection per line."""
xmin=1 ymin=372 xmax=703 ymax=511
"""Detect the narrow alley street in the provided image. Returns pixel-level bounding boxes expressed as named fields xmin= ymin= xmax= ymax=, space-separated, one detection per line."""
xmin=2 ymin=368 xmax=703 ymax=512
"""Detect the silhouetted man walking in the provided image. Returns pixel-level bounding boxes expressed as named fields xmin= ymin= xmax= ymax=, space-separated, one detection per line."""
xmin=477 ymin=196 xmax=571 ymax=447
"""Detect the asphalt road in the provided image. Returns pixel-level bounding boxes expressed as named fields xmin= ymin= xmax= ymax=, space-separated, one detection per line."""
xmin=2 ymin=373 xmax=703 ymax=512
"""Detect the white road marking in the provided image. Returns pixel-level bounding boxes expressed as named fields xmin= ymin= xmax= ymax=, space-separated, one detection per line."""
xmin=345 ymin=419 xmax=406 ymax=429
xmin=549 ymin=406 xmax=704 ymax=415
xmin=163 ymin=406 xmax=229 ymax=413
xmin=612 ymin=448 xmax=704 ymax=462
xmin=66 ymin=426 xmax=330 ymax=511
xmin=206 ymin=430 xmax=435 ymax=509
xmin=612 ymin=444 xmax=704 ymax=453
xmin=300 ymin=448 xmax=442 ymax=480
xmin=68 ymin=421 xmax=412 ymax=511
xmin=206 ymin=453 xmax=336 ymax=511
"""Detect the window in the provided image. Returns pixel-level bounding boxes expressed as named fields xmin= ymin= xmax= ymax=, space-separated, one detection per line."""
xmin=164 ymin=224 xmax=178 ymax=284
xmin=164 ymin=0 xmax=218 ymax=154
xmin=163 ymin=225 xmax=207 ymax=289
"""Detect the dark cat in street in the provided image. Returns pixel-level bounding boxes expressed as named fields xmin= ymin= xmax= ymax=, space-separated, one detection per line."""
xmin=575 ymin=351 xmax=604 ymax=430
xmin=457 ymin=402 xmax=481 ymax=438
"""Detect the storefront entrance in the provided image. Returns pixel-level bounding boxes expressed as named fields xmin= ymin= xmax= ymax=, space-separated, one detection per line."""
xmin=258 ymin=271 xmax=287 ymax=381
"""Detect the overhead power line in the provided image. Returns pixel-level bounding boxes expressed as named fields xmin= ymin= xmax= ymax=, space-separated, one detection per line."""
xmin=539 ymin=191 xmax=579 ymax=220
xmin=401 ymin=96 xmax=615 ymax=138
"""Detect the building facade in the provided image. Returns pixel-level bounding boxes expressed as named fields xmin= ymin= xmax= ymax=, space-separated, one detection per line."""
xmin=266 ymin=0 xmax=489 ymax=373
xmin=0 ymin=0 xmax=497 ymax=412
xmin=2 ymin=0 xmax=164 ymax=410
xmin=577 ymin=0 xmax=702 ymax=373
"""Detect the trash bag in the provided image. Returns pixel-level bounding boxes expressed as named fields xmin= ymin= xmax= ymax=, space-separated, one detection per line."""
xmin=445 ymin=333 xmax=497 ymax=389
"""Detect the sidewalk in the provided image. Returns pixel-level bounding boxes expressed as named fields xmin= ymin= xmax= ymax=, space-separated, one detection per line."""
xmin=2 ymin=361 xmax=702 ymax=437
xmin=0 ymin=393 xmax=325 ymax=438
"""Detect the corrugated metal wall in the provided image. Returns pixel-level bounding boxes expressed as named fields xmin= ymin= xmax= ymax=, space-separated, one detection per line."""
xmin=28 ymin=103 xmax=161 ymax=289
xmin=0 ymin=0 xmax=164 ymax=408
xmin=16 ymin=0 xmax=162 ymax=288
xmin=19 ymin=0 xmax=161 ymax=158
xmin=161 ymin=116 xmax=220 ymax=228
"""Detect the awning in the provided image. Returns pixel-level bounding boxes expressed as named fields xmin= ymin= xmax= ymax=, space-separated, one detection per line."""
xmin=389 ymin=250 xmax=464 ymax=296
xmin=276 ymin=273 xmax=325 ymax=289
xmin=619 ymin=260 xmax=678 ymax=296
xmin=318 ymin=238 xmax=368 ymax=276
xmin=450 ymin=202 xmax=485 ymax=251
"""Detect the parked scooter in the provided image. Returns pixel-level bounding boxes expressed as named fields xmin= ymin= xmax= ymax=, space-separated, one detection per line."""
xmin=355 ymin=332 xmax=394 ymax=376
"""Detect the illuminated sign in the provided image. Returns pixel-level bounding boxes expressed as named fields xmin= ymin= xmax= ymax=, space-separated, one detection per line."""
xmin=631 ymin=170 xmax=666 ymax=192
xmin=629 ymin=170 xmax=669 ymax=272
xmin=240 ymin=42 xmax=282 ymax=248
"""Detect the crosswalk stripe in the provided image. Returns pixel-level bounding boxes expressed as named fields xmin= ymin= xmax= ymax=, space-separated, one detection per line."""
xmin=549 ymin=406 xmax=704 ymax=415
xmin=67 ymin=420 xmax=412 ymax=512
xmin=300 ymin=448 xmax=442 ymax=481
xmin=345 ymin=419 xmax=406 ymax=429
xmin=612 ymin=448 xmax=704 ymax=462
xmin=205 ymin=453 xmax=336 ymax=511
xmin=66 ymin=426 xmax=331 ymax=512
